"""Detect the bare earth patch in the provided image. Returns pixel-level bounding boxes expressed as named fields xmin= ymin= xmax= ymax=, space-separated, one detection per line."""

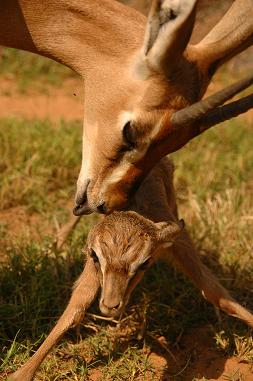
xmin=0 ymin=206 xmax=52 ymax=240
xmin=173 ymin=327 xmax=253 ymax=381
xmin=0 ymin=77 xmax=83 ymax=121
xmin=143 ymin=326 xmax=253 ymax=380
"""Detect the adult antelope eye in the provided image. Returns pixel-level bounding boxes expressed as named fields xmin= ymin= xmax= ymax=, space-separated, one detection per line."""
xmin=123 ymin=121 xmax=136 ymax=149
xmin=90 ymin=249 xmax=99 ymax=263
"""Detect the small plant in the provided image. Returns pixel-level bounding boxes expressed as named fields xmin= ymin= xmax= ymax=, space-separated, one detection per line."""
xmin=233 ymin=335 xmax=253 ymax=363
xmin=223 ymin=369 xmax=245 ymax=381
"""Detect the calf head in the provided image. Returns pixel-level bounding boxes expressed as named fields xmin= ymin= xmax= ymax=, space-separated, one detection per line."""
xmin=86 ymin=211 xmax=183 ymax=317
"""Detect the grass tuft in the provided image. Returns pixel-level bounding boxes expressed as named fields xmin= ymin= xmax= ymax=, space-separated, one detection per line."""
xmin=0 ymin=118 xmax=82 ymax=213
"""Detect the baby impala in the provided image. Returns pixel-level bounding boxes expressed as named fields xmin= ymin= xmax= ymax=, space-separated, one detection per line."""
xmin=88 ymin=211 xmax=184 ymax=318
xmin=9 ymin=158 xmax=253 ymax=381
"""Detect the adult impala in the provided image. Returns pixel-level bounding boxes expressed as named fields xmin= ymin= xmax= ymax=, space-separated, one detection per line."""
xmin=1 ymin=0 xmax=253 ymax=215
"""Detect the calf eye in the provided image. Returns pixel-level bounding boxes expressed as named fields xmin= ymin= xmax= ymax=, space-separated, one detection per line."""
xmin=123 ymin=121 xmax=136 ymax=149
xmin=139 ymin=258 xmax=151 ymax=271
xmin=90 ymin=249 xmax=99 ymax=263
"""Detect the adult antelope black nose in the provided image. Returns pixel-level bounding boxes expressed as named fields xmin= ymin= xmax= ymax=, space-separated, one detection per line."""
xmin=73 ymin=180 xmax=93 ymax=215
xmin=73 ymin=194 xmax=91 ymax=216
xmin=73 ymin=203 xmax=92 ymax=216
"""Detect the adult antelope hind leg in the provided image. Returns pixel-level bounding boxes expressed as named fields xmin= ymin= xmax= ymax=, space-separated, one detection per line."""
xmin=8 ymin=257 xmax=100 ymax=381
xmin=166 ymin=229 xmax=253 ymax=328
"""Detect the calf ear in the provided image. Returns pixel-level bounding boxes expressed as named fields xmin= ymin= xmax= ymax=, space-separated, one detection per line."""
xmin=137 ymin=0 xmax=197 ymax=77
xmin=156 ymin=219 xmax=184 ymax=244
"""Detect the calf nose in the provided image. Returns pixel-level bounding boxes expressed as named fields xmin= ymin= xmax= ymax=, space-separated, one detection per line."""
xmin=105 ymin=301 xmax=121 ymax=310
xmin=100 ymin=298 xmax=122 ymax=313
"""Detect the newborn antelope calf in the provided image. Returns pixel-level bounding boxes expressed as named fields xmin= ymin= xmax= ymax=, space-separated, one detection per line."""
xmin=9 ymin=157 xmax=253 ymax=381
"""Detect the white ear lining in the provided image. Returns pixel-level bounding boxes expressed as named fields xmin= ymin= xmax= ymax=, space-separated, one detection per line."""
xmin=138 ymin=0 xmax=197 ymax=76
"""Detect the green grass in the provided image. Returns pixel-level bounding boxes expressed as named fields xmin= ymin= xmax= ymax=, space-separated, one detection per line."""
xmin=0 ymin=117 xmax=253 ymax=380
xmin=0 ymin=118 xmax=82 ymax=214
xmin=0 ymin=48 xmax=76 ymax=92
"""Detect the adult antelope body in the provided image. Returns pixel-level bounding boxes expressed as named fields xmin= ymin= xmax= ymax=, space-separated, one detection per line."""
xmin=1 ymin=0 xmax=253 ymax=214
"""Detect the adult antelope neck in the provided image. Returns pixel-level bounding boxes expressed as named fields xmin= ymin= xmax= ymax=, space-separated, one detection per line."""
xmin=0 ymin=0 xmax=145 ymax=74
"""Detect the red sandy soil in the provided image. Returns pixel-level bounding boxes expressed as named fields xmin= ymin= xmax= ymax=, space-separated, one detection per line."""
xmin=165 ymin=326 xmax=253 ymax=381
xmin=0 ymin=77 xmax=84 ymax=121
xmin=0 ymin=205 xmax=52 ymax=239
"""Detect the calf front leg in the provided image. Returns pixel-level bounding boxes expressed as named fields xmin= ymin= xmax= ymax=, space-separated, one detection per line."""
xmin=163 ymin=229 xmax=253 ymax=328
xmin=8 ymin=256 xmax=100 ymax=381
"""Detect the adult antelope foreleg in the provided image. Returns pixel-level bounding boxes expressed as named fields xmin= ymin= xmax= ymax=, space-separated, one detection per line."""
xmin=164 ymin=229 xmax=253 ymax=328
xmin=9 ymin=257 xmax=100 ymax=381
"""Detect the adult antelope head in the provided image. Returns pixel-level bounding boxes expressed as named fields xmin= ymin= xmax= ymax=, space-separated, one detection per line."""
xmin=74 ymin=0 xmax=253 ymax=215
xmin=1 ymin=0 xmax=252 ymax=215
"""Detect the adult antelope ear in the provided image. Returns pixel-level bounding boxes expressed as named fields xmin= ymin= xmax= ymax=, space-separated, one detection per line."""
xmin=137 ymin=0 xmax=197 ymax=77
xmin=156 ymin=219 xmax=184 ymax=245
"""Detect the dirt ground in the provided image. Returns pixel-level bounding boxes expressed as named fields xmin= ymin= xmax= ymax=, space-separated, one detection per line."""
xmin=146 ymin=326 xmax=253 ymax=381
xmin=166 ymin=326 xmax=253 ymax=381
xmin=0 ymin=77 xmax=84 ymax=121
